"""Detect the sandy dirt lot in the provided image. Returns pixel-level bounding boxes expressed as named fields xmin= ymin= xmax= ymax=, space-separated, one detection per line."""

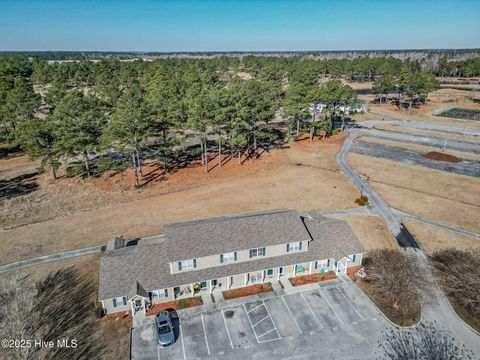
xmin=0 ymin=134 xmax=360 ymax=264
xmin=347 ymin=153 xmax=480 ymax=234
xmin=404 ymin=219 xmax=480 ymax=254
xmin=325 ymin=214 xmax=397 ymax=250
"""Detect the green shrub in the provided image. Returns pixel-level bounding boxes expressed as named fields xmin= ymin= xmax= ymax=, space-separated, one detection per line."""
xmin=332 ymin=129 xmax=339 ymax=135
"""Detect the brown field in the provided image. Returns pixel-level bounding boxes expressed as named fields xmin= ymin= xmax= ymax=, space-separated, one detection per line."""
xmin=358 ymin=136 xmax=480 ymax=161
xmin=347 ymin=153 xmax=480 ymax=234
xmin=0 ymin=133 xmax=360 ymax=265
xmin=404 ymin=219 xmax=480 ymax=255
xmin=325 ymin=214 xmax=397 ymax=250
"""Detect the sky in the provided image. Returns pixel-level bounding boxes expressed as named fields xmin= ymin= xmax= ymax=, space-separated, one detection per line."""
xmin=0 ymin=0 xmax=479 ymax=52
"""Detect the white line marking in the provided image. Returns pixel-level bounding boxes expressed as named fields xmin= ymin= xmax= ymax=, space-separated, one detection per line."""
xmin=221 ymin=310 xmax=234 ymax=349
xmin=262 ymin=300 xmax=281 ymax=339
xmin=179 ymin=322 xmax=187 ymax=360
xmin=252 ymin=315 xmax=270 ymax=327
xmin=300 ymin=292 xmax=323 ymax=329
xmin=281 ymin=296 xmax=303 ymax=334
xmin=337 ymin=287 xmax=364 ymax=320
xmin=157 ymin=345 xmax=161 ymax=360
xmin=200 ymin=314 xmax=210 ymax=355
xmin=243 ymin=304 xmax=260 ymax=343
xmin=318 ymin=289 xmax=345 ymax=325
xmin=247 ymin=303 xmax=264 ymax=313
xmin=257 ymin=327 xmax=277 ymax=339
xmin=258 ymin=336 xmax=282 ymax=344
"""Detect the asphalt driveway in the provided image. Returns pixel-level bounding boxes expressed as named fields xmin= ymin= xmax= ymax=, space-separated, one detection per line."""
xmin=132 ymin=279 xmax=388 ymax=360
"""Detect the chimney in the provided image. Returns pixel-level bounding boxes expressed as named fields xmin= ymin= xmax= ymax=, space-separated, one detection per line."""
xmin=106 ymin=236 xmax=125 ymax=251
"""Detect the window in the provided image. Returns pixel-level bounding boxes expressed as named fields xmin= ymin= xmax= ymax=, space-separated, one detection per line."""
xmin=220 ymin=252 xmax=237 ymax=263
xmin=112 ymin=296 xmax=127 ymax=308
xmin=151 ymin=289 xmax=168 ymax=299
xmin=211 ymin=279 xmax=218 ymax=286
xmin=200 ymin=281 xmax=207 ymax=289
xmin=315 ymin=259 xmax=328 ymax=272
xmin=286 ymin=241 xmax=302 ymax=252
xmin=249 ymin=247 xmax=266 ymax=258
xmin=267 ymin=269 xmax=274 ymax=276
xmin=178 ymin=259 xmax=196 ymax=270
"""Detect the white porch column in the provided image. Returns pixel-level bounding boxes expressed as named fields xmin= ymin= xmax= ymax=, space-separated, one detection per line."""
xmin=227 ymin=276 xmax=231 ymax=289
xmin=263 ymin=270 xmax=266 ymax=282
xmin=277 ymin=268 xmax=280 ymax=280
xmin=209 ymin=280 xmax=212 ymax=293
xmin=244 ymin=273 xmax=248 ymax=286
xmin=309 ymin=262 xmax=312 ymax=274
xmin=191 ymin=284 xmax=194 ymax=297
xmin=130 ymin=299 xmax=135 ymax=315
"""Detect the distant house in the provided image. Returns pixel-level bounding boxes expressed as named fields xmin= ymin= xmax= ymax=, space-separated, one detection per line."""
xmin=98 ymin=209 xmax=364 ymax=315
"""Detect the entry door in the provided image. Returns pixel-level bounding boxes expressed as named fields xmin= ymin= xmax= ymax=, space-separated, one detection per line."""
xmin=337 ymin=258 xmax=347 ymax=274
xmin=250 ymin=271 xmax=263 ymax=284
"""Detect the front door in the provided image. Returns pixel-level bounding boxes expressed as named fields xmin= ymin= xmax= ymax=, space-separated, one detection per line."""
xmin=337 ymin=258 xmax=347 ymax=274
xmin=249 ymin=271 xmax=263 ymax=284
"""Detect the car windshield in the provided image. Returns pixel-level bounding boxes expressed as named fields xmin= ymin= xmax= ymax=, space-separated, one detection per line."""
xmin=158 ymin=325 xmax=171 ymax=334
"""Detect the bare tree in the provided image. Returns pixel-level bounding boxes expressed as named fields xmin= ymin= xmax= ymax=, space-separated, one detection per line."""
xmin=377 ymin=321 xmax=474 ymax=360
xmin=363 ymin=249 xmax=420 ymax=321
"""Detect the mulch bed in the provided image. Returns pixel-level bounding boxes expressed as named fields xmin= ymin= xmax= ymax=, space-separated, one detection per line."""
xmin=146 ymin=296 xmax=203 ymax=316
xmin=289 ymin=271 xmax=337 ymax=286
xmin=222 ymin=283 xmax=272 ymax=300
xmin=422 ymin=151 xmax=461 ymax=163
xmin=101 ymin=311 xmax=132 ymax=328
xmin=347 ymin=265 xmax=363 ymax=282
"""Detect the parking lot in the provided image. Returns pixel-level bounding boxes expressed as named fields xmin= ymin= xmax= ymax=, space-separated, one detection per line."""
xmin=132 ymin=280 xmax=389 ymax=359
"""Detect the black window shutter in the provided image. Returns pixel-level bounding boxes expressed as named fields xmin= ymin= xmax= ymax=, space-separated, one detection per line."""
xmin=220 ymin=254 xmax=224 ymax=263
xmin=327 ymin=259 xmax=330 ymax=267
xmin=353 ymin=254 xmax=356 ymax=262
xmin=263 ymin=247 xmax=266 ymax=256
xmin=193 ymin=259 xmax=197 ymax=268
xmin=287 ymin=243 xmax=290 ymax=252
xmin=164 ymin=289 xmax=168 ymax=297
xmin=315 ymin=261 xmax=318 ymax=269
xmin=249 ymin=250 xmax=253 ymax=258
xmin=299 ymin=242 xmax=302 ymax=250
xmin=112 ymin=298 xmax=117 ymax=307
xmin=178 ymin=261 xmax=182 ymax=271
xmin=234 ymin=252 xmax=237 ymax=261
xmin=122 ymin=297 xmax=127 ymax=306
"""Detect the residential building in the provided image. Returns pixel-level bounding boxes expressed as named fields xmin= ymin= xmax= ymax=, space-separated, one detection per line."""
xmin=98 ymin=209 xmax=364 ymax=315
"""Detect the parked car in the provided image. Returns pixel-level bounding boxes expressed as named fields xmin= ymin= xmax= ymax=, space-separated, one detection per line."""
xmin=155 ymin=311 xmax=174 ymax=346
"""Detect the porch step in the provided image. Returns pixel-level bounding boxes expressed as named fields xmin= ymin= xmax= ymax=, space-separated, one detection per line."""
xmin=271 ymin=281 xmax=285 ymax=296
xmin=279 ymin=278 xmax=293 ymax=292
xmin=212 ymin=290 xmax=225 ymax=304
xmin=201 ymin=293 xmax=214 ymax=311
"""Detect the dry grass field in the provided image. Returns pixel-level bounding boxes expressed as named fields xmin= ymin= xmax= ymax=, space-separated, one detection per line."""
xmin=347 ymin=153 xmax=480 ymax=234
xmin=0 ymin=133 xmax=360 ymax=264
xmin=404 ymin=219 xmax=480 ymax=254
xmin=325 ymin=214 xmax=397 ymax=250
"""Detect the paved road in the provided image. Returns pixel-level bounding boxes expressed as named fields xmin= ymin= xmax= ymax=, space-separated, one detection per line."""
xmin=356 ymin=127 xmax=480 ymax=154
xmin=351 ymin=140 xmax=480 ymax=177
xmin=337 ymin=125 xmax=480 ymax=355
xmin=361 ymin=118 xmax=480 ymax=136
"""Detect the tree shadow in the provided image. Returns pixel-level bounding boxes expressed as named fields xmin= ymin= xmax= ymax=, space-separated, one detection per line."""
xmin=0 ymin=172 xmax=39 ymax=200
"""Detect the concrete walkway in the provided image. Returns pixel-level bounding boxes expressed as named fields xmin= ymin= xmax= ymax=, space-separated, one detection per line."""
xmin=0 ymin=245 xmax=103 ymax=273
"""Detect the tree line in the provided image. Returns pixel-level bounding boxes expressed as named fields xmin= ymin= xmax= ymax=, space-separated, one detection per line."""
xmin=0 ymin=54 xmax=470 ymax=187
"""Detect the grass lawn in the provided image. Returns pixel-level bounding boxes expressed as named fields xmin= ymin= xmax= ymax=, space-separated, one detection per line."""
xmin=289 ymin=271 xmax=336 ymax=286
xmin=222 ymin=283 xmax=272 ymax=300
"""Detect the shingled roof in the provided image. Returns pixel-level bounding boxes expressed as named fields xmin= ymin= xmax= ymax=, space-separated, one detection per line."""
xmin=98 ymin=209 xmax=364 ymax=300
xmin=163 ymin=209 xmax=311 ymax=262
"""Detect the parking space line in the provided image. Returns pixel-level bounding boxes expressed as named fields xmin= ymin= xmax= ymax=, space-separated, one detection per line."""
xmin=300 ymin=292 xmax=324 ymax=329
xmin=338 ymin=287 xmax=364 ymax=320
xmin=221 ymin=310 xmax=234 ymax=349
xmin=200 ymin=313 xmax=210 ymax=355
xmin=179 ymin=322 xmax=187 ymax=360
xmin=281 ymin=296 xmax=303 ymax=334
xmin=257 ymin=327 xmax=277 ymax=339
xmin=243 ymin=304 xmax=260 ymax=343
xmin=252 ymin=315 xmax=270 ymax=327
xmin=262 ymin=300 xmax=281 ymax=340
xmin=318 ymin=289 xmax=345 ymax=325
xmin=247 ymin=303 xmax=264 ymax=313
xmin=157 ymin=345 xmax=160 ymax=360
